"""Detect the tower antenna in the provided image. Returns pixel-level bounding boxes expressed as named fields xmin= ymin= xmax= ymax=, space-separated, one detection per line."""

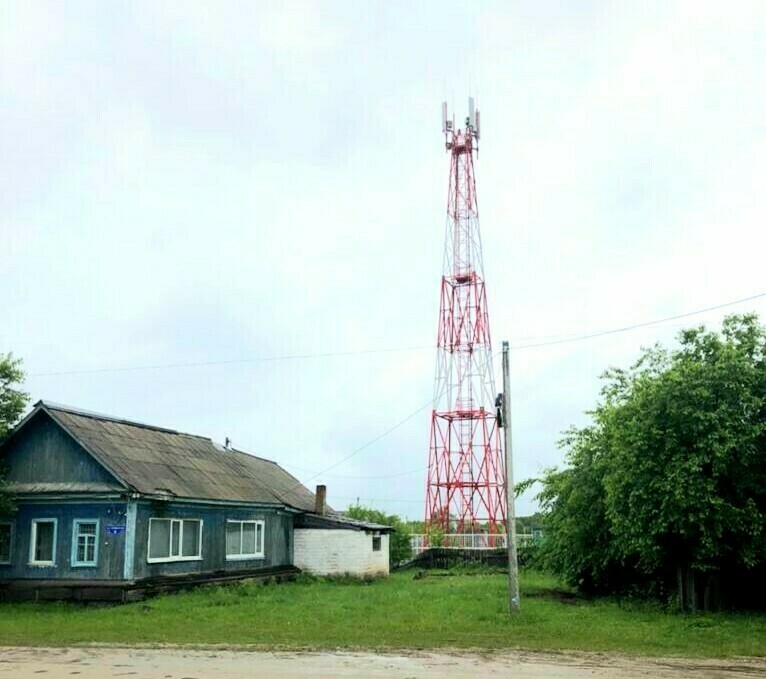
xmin=425 ymin=98 xmax=506 ymax=541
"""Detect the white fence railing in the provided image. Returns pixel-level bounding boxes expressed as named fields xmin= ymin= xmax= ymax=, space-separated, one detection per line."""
xmin=409 ymin=533 xmax=535 ymax=555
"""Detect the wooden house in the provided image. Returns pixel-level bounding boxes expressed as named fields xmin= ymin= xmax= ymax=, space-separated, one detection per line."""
xmin=0 ymin=401 xmax=391 ymax=601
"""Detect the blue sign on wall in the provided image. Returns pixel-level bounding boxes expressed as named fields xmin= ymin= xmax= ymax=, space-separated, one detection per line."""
xmin=106 ymin=525 xmax=126 ymax=535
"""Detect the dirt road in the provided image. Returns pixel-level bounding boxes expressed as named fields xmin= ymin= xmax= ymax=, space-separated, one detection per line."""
xmin=1 ymin=647 xmax=765 ymax=678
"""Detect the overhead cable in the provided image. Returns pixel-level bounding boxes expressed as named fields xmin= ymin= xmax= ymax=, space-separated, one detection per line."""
xmin=27 ymin=291 xmax=766 ymax=377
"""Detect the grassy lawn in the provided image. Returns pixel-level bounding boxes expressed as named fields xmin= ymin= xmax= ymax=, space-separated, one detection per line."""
xmin=0 ymin=570 xmax=765 ymax=657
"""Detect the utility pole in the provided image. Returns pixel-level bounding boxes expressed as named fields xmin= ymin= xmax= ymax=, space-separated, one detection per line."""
xmin=502 ymin=340 xmax=521 ymax=613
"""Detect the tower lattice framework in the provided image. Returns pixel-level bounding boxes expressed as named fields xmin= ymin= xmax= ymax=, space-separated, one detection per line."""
xmin=425 ymin=99 xmax=506 ymax=535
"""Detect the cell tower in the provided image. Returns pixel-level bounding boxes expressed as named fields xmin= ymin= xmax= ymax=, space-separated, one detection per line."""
xmin=425 ymin=98 xmax=507 ymax=537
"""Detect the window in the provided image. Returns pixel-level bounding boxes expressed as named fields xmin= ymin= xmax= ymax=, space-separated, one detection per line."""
xmin=147 ymin=518 xmax=202 ymax=563
xmin=0 ymin=523 xmax=12 ymax=564
xmin=372 ymin=534 xmax=382 ymax=552
xmin=226 ymin=520 xmax=264 ymax=560
xmin=29 ymin=519 xmax=57 ymax=566
xmin=72 ymin=520 xmax=99 ymax=567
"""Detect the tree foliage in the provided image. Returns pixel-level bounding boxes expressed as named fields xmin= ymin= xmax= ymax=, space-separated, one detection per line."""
xmin=345 ymin=505 xmax=412 ymax=566
xmin=537 ymin=315 xmax=766 ymax=608
xmin=0 ymin=353 xmax=29 ymax=516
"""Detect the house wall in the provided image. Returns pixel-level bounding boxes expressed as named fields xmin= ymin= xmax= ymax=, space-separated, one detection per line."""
xmin=0 ymin=501 xmax=127 ymax=580
xmin=131 ymin=501 xmax=294 ymax=581
xmin=294 ymin=529 xmax=389 ymax=576
xmin=0 ymin=500 xmax=295 ymax=582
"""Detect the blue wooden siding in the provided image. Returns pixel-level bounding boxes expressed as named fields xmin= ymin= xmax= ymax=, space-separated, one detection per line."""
xmin=0 ymin=502 xmax=127 ymax=580
xmin=0 ymin=501 xmax=294 ymax=582
xmin=131 ymin=501 xmax=294 ymax=581
xmin=2 ymin=412 xmax=119 ymax=486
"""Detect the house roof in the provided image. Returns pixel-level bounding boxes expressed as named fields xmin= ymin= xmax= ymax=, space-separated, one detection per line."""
xmin=295 ymin=512 xmax=395 ymax=533
xmin=9 ymin=401 xmax=318 ymax=511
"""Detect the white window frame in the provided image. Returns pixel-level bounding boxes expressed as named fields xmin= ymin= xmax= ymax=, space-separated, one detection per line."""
xmin=0 ymin=521 xmax=13 ymax=565
xmin=71 ymin=519 xmax=100 ymax=567
xmin=225 ymin=520 xmax=265 ymax=561
xmin=147 ymin=518 xmax=203 ymax=564
xmin=29 ymin=518 xmax=58 ymax=567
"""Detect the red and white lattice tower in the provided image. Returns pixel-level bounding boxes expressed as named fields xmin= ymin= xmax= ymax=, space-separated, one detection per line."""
xmin=425 ymin=98 xmax=507 ymax=536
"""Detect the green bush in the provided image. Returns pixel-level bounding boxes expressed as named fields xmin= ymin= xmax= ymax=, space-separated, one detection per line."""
xmin=517 ymin=536 xmax=543 ymax=569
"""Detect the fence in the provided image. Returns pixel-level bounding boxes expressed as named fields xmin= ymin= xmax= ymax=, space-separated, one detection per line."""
xmin=409 ymin=533 xmax=535 ymax=556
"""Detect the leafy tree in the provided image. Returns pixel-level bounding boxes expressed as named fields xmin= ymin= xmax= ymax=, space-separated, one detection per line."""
xmin=426 ymin=522 xmax=445 ymax=547
xmin=345 ymin=505 xmax=412 ymax=566
xmin=516 ymin=535 xmax=544 ymax=568
xmin=405 ymin=519 xmax=426 ymax=534
xmin=516 ymin=513 xmax=545 ymax=535
xmin=537 ymin=315 xmax=766 ymax=609
xmin=537 ymin=425 xmax=637 ymax=594
xmin=0 ymin=353 xmax=29 ymax=516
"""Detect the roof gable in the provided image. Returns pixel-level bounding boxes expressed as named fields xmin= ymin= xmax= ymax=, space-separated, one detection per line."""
xmin=0 ymin=408 xmax=125 ymax=491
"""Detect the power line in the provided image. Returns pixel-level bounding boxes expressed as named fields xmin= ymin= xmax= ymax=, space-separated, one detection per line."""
xmin=283 ymin=293 xmax=766 ymax=495
xmin=332 ymin=495 xmax=423 ymax=504
xmin=275 ymin=294 xmax=766 ymax=506
xmin=280 ymin=462 xmax=425 ymax=480
xmin=289 ymin=398 xmax=434 ymax=492
xmin=26 ymin=291 xmax=766 ymax=377
xmin=509 ymin=292 xmax=766 ymax=350
xmin=28 ymin=345 xmax=432 ymax=377
xmin=282 ymin=351 xmax=500 ymax=491
xmin=281 ymin=294 xmax=766 ymax=486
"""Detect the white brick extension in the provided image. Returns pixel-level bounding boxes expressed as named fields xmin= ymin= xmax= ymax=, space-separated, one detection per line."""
xmin=294 ymin=529 xmax=389 ymax=577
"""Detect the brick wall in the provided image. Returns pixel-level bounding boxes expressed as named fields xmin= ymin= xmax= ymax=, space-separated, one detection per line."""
xmin=294 ymin=529 xmax=389 ymax=577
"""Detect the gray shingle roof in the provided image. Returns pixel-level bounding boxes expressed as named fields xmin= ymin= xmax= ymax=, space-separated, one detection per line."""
xmin=34 ymin=401 xmax=317 ymax=511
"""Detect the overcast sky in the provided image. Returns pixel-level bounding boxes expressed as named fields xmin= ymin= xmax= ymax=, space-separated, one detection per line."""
xmin=2 ymin=1 xmax=765 ymax=519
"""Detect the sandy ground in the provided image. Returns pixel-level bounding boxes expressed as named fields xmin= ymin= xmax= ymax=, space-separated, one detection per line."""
xmin=1 ymin=647 xmax=766 ymax=678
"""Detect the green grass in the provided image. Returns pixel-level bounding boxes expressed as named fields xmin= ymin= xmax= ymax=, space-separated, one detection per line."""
xmin=0 ymin=570 xmax=765 ymax=657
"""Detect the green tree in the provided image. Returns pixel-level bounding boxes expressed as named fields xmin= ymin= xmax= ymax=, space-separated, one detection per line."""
xmin=345 ymin=505 xmax=412 ymax=566
xmin=516 ymin=513 xmax=545 ymax=535
xmin=537 ymin=425 xmax=625 ymax=593
xmin=0 ymin=353 xmax=29 ymax=516
xmin=537 ymin=315 xmax=766 ymax=609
